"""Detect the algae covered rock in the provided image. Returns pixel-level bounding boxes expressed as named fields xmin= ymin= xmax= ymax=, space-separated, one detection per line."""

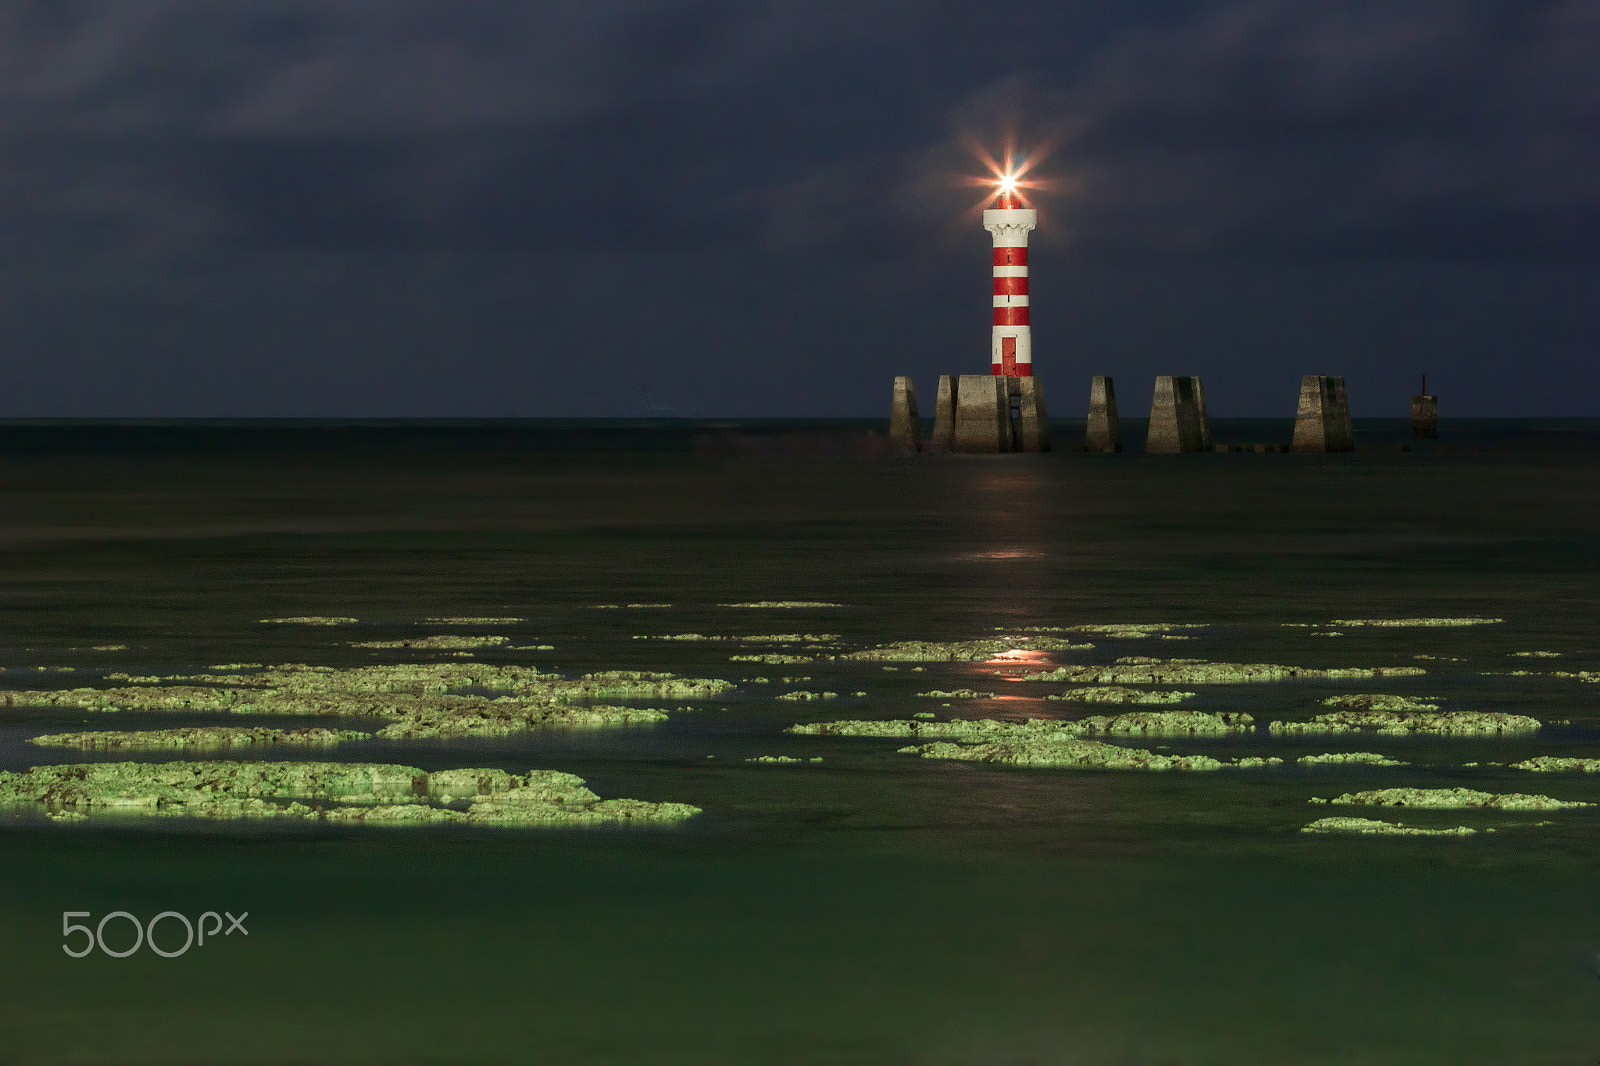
xmin=840 ymin=637 xmax=1084 ymax=662
xmin=788 ymin=710 xmax=1252 ymax=741
xmin=1269 ymin=710 xmax=1539 ymax=736
xmin=258 ymin=616 xmax=358 ymax=625
xmin=2 ymin=663 xmax=734 ymax=740
xmin=1296 ymin=752 xmax=1407 ymax=767
xmin=1301 ymin=817 xmax=1476 ymax=836
xmin=902 ymin=737 xmax=1274 ymax=772
xmin=0 ymin=761 xmax=698 ymax=826
xmin=1320 ymin=694 xmax=1440 ymax=712
xmin=27 ymin=727 xmax=369 ymax=750
xmin=1022 ymin=658 xmax=1425 ymax=685
xmin=775 ymin=690 xmax=838 ymax=701
xmin=1328 ymin=617 xmax=1503 ymax=627
xmin=1045 ymin=686 xmax=1196 ymax=704
xmin=420 ymin=617 xmax=525 ymax=625
xmin=719 ymin=601 xmax=845 ymax=608
xmin=1312 ymin=787 xmax=1590 ymax=810
xmin=351 ymin=635 xmax=510 ymax=650
xmin=1510 ymin=757 xmax=1600 ymax=773
xmin=916 ymin=689 xmax=998 ymax=699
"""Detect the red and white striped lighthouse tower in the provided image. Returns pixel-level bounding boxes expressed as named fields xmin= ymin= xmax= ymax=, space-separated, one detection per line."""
xmin=984 ymin=182 xmax=1037 ymax=376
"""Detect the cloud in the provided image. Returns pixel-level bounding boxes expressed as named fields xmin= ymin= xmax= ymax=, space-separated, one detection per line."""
xmin=0 ymin=1 xmax=1593 ymax=263
xmin=1049 ymin=0 xmax=1600 ymax=256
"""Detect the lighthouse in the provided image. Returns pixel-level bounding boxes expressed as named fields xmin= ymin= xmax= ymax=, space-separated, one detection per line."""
xmin=984 ymin=180 xmax=1037 ymax=377
xmin=888 ymin=168 xmax=1050 ymax=453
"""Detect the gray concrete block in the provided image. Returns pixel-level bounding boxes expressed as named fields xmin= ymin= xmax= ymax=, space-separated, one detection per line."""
xmin=954 ymin=374 xmax=1011 ymax=453
xmin=889 ymin=376 xmax=922 ymax=453
xmin=1411 ymin=394 xmax=1438 ymax=440
xmin=1291 ymin=375 xmax=1355 ymax=453
xmin=930 ymin=375 xmax=957 ymax=451
xmin=1145 ymin=375 xmax=1205 ymax=453
xmin=1017 ymin=377 xmax=1050 ymax=452
xmin=1086 ymin=376 xmax=1122 ymax=453
xmin=1192 ymin=376 xmax=1214 ymax=451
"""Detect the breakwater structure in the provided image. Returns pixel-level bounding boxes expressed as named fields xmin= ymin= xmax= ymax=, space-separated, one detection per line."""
xmin=1291 ymin=375 xmax=1355 ymax=453
xmin=890 ymin=172 xmax=1049 ymax=453
xmin=1412 ymin=375 xmax=1438 ymax=440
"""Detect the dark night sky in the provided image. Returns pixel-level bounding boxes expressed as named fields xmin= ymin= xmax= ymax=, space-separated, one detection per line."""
xmin=1 ymin=1 xmax=1595 ymax=417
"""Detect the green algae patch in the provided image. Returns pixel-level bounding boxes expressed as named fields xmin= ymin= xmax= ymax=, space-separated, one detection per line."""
xmin=1045 ymin=686 xmax=1196 ymax=704
xmin=1311 ymin=787 xmax=1590 ymax=810
xmin=27 ymin=727 xmax=368 ymax=751
xmin=1510 ymin=757 xmax=1600 ymax=773
xmin=1022 ymin=658 xmax=1426 ymax=685
xmin=1009 ymin=624 xmax=1205 ymax=639
xmin=841 ymin=637 xmax=1085 ymax=662
xmin=352 ymin=635 xmax=510 ymax=650
xmin=420 ymin=617 xmax=525 ymax=625
xmin=902 ymin=737 xmax=1276 ymax=772
xmin=258 ymin=616 xmax=358 ymax=625
xmin=775 ymin=690 xmax=837 ymax=701
xmin=2 ymin=663 xmax=733 ymax=740
xmin=789 ymin=710 xmax=1254 ymax=741
xmin=90 ymin=645 xmax=128 ymax=651
xmin=635 ymin=633 xmax=838 ymax=643
xmin=1328 ymin=617 xmax=1504 ymax=627
xmin=1302 ymin=817 xmax=1476 ymax=836
xmin=1511 ymin=651 xmax=1563 ymax=658
xmin=0 ymin=762 xmax=699 ymax=825
xmin=1296 ymin=752 xmax=1408 ymax=767
xmin=729 ymin=653 xmax=813 ymax=664
xmin=1269 ymin=710 xmax=1539 ymax=736
xmin=746 ymin=755 xmax=824 ymax=764
xmin=719 ymin=601 xmax=844 ymax=608
xmin=916 ymin=689 xmax=998 ymax=699
xmin=1320 ymin=694 xmax=1440 ymax=712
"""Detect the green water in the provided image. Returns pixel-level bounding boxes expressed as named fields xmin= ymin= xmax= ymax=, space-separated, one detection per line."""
xmin=1 ymin=420 xmax=1597 ymax=1064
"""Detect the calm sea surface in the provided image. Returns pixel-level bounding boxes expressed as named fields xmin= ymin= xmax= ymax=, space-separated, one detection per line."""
xmin=1 ymin=418 xmax=1597 ymax=1065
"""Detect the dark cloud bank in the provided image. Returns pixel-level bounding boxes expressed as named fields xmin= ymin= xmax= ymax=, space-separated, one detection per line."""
xmin=1 ymin=0 xmax=1594 ymax=416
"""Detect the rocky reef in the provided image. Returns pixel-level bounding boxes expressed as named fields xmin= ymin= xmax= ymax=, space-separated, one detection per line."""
xmin=903 ymin=737 xmax=1278 ymax=772
xmin=1045 ymin=686 xmax=1196 ymax=704
xmin=28 ymin=727 xmax=368 ymax=750
xmin=1021 ymin=657 xmax=1426 ymax=685
xmin=1301 ymin=817 xmax=1476 ymax=836
xmin=1510 ymin=757 xmax=1600 ymax=772
xmin=838 ymin=637 xmax=1087 ymax=662
xmin=0 ymin=761 xmax=699 ymax=825
xmin=1 ymin=663 xmax=733 ymax=740
xmin=1295 ymin=752 xmax=1408 ymax=766
xmin=1327 ymin=617 xmax=1503 ymax=627
xmin=1269 ymin=710 xmax=1539 ymax=736
xmin=351 ymin=635 xmax=510 ymax=650
xmin=1309 ymin=787 xmax=1590 ymax=810
xmin=788 ymin=710 xmax=1255 ymax=741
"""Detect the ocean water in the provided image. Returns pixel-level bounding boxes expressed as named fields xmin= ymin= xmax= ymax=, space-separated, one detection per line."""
xmin=0 ymin=418 xmax=1597 ymax=1065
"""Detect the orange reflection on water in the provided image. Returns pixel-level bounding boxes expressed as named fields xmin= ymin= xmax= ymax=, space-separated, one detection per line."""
xmin=960 ymin=548 xmax=1045 ymax=561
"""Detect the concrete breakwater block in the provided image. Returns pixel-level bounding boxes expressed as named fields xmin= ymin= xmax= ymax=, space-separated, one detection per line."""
xmin=930 ymin=375 xmax=957 ymax=451
xmin=1087 ymin=376 xmax=1122 ymax=453
xmin=1292 ymin=375 xmax=1355 ymax=453
xmin=1016 ymin=377 xmax=1050 ymax=453
xmin=1145 ymin=375 xmax=1208 ymax=454
xmin=954 ymin=375 xmax=1012 ymax=453
xmin=1411 ymin=394 xmax=1438 ymax=440
xmin=889 ymin=376 xmax=922 ymax=453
